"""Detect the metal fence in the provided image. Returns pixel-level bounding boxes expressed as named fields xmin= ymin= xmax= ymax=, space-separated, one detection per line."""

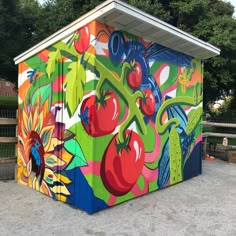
xmin=0 ymin=109 xmax=17 ymax=119
xmin=202 ymin=121 xmax=236 ymax=162
xmin=0 ymin=143 xmax=16 ymax=158
xmin=0 ymin=109 xmax=17 ymax=180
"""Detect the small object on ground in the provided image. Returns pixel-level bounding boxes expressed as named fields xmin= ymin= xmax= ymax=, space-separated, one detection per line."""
xmin=205 ymin=154 xmax=215 ymax=161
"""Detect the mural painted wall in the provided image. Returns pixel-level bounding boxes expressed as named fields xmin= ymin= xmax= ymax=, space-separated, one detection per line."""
xmin=17 ymin=20 xmax=203 ymax=214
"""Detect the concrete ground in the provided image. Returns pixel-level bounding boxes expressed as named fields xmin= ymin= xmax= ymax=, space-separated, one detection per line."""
xmin=0 ymin=159 xmax=235 ymax=236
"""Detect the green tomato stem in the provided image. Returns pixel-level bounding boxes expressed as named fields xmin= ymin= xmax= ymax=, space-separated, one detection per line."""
xmin=83 ymin=52 xmax=202 ymax=142
xmin=155 ymin=95 xmax=202 ymax=135
xmin=83 ymin=52 xmax=146 ymax=143
xmin=67 ymin=33 xmax=77 ymax=48
xmin=118 ymin=109 xmax=131 ymax=143
xmin=120 ymin=62 xmax=131 ymax=85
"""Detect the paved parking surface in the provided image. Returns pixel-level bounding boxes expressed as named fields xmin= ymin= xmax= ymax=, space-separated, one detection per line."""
xmin=0 ymin=159 xmax=236 ymax=236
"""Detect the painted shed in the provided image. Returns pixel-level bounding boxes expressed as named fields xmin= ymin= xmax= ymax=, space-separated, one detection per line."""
xmin=14 ymin=0 xmax=220 ymax=214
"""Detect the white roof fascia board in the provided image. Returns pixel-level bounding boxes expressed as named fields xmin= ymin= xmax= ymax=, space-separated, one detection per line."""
xmin=113 ymin=1 xmax=220 ymax=54
xmin=14 ymin=0 xmax=220 ymax=64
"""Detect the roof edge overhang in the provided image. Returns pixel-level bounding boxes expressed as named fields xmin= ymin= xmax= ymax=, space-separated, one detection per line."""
xmin=14 ymin=0 xmax=220 ymax=64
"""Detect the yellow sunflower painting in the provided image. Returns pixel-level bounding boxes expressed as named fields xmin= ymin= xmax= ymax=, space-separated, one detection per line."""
xmin=17 ymin=95 xmax=87 ymax=202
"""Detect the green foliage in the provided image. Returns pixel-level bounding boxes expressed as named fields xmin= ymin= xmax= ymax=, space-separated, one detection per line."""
xmin=1 ymin=0 xmax=236 ymax=107
xmin=127 ymin=0 xmax=236 ymax=106
xmin=0 ymin=0 xmax=40 ymax=82
xmin=36 ymin=0 xmax=103 ymax=40
xmin=206 ymin=96 xmax=236 ymax=121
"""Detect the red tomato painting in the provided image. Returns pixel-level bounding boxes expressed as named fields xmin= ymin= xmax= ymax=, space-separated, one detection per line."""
xmin=140 ymin=88 xmax=156 ymax=116
xmin=127 ymin=62 xmax=142 ymax=89
xmin=74 ymin=26 xmax=90 ymax=54
xmin=101 ymin=130 xmax=145 ymax=196
xmin=80 ymin=91 xmax=120 ymax=137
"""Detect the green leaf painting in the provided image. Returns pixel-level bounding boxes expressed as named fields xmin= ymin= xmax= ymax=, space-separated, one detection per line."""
xmin=46 ymin=49 xmax=61 ymax=78
xmin=64 ymin=139 xmax=87 ymax=170
xmin=64 ymin=61 xmax=86 ymax=117
xmin=31 ymin=84 xmax=51 ymax=105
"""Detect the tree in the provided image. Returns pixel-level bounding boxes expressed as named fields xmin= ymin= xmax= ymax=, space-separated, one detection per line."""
xmin=36 ymin=0 xmax=236 ymax=107
xmin=192 ymin=1 xmax=236 ymax=107
xmin=1 ymin=0 xmax=235 ymax=109
xmin=0 ymin=0 xmax=40 ymax=82
xmin=129 ymin=0 xmax=236 ymax=107
xmin=0 ymin=0 xmax=18 ymax=81
xmin=35 ymin=0 xmax=103 ymax=41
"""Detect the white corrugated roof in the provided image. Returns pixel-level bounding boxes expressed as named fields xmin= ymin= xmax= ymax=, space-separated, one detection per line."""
xmin=14 ymin=0 xmax=220 ymax=64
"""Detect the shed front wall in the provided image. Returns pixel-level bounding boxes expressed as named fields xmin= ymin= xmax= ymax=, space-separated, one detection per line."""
xmin=17 ymin=20 xmax=203 ymax=214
